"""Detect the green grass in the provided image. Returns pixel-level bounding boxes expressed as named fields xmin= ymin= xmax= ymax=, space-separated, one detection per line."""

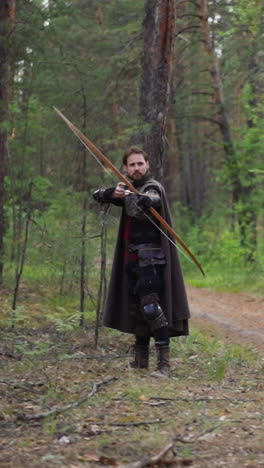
xmin=0 ymin=316 xmax=263 ymax=467
xmin=186 ymin=266 xmax=264 ymax=295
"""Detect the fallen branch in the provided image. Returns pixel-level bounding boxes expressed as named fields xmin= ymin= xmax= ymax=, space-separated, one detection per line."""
xmin=16 ymin=376 xmax=118 ymax=422
xmin=117 ymin=426 xmax=219 ymax=468
xmin=117 ymin=436 xmax=182 ymax=468
xmin=0 ymin=379 xmax=45 ymax=391
xmin=149 ymin=396 xmax=260 ymax=403
xmin=0 ymin=350 xmax=21 ymax=360
xmin=0 ymin=439 xmax=18 ymax=451
xmin=96 ymin=418 xmax=165 ymax=427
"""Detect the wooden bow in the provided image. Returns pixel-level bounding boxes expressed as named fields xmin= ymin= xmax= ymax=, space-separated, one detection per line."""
xmin=54 ymin=107 xmax=205 ymax=277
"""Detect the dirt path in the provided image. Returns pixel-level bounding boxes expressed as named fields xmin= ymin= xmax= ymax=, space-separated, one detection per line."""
xmin=187 ymin=285 xmax=264 ymax=353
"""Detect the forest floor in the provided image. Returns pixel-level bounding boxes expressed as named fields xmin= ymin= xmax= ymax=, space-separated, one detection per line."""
xmin=0 ymin=285 xmax=264 ymax=467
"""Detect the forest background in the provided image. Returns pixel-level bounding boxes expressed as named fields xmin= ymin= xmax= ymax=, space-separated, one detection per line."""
xmin=0 ymin=0 xmax=264 ymax=330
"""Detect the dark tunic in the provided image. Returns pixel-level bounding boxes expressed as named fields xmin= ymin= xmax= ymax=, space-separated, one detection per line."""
xmin=102 ymin=176 xmax=190 ymax=337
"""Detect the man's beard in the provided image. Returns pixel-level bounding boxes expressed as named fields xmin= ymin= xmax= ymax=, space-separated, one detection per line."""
xmin=131 ymin=173 xmax=143 ymax=180
xmin=128 ymin=170 xmax=151 ymax=187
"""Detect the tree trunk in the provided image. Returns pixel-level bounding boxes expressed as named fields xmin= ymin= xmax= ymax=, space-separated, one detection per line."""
xmin=140 ymin=0 xmax=176 ymax=181
xmin=0 ymin=0 xmax=15 ymax=282
xmin=199 ymin=0 xmax=233 ymax=157
xmin=199 ymin=0 xmax=257 ymax=259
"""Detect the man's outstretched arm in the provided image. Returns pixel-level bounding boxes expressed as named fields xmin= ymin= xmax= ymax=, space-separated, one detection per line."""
xmin=93 ymin=182 xmax=127 ymax=206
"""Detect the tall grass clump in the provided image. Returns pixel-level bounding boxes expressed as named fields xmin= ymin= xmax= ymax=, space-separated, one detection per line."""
xmin=171 ymin=328 xmax=259 ymax=382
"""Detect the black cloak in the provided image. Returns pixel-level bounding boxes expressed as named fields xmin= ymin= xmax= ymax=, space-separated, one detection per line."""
xmin=103 ymin=178 xmax=190 ymax=337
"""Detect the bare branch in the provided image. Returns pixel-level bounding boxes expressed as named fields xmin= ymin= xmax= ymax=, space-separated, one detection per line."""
xmin=117 ymin=426 xmax=220 ymax=468
xmin=16 ymin=376 xmax=118 ymax=422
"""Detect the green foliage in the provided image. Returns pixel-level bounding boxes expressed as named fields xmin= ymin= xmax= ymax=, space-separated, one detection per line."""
xmin=46 ymin=313 xmax=81 ymax=333
xmin=173 ymin=207 xmax=263 ymax=293
xmin=7 ymin=306 xmax=27 ymax=329
xmin=42 ymin=417 xmax=58 ymax=436
xmin=233 ymin=0 xmax=263 ymax=37
xmin=172 ymin=328 xmax=257 ymax=382
xmin=1 ymin=0 xmax=263 ymax=317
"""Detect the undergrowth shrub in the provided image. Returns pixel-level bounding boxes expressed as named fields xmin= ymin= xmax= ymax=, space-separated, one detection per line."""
xmin=172 ymin=208 xmax=264 ymax=293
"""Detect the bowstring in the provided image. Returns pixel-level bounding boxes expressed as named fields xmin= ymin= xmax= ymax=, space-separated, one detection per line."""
xmin=73 ymin=130 xmax=113 ymax=178
xmin=135 ymin=207 xmax=192 ymax=264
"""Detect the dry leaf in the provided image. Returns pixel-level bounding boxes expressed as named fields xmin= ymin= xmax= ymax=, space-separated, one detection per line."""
xmin=80 ymin=452 xmax=100 ymax=462
xmin=138 ymin=395 xmax=148 ymax=401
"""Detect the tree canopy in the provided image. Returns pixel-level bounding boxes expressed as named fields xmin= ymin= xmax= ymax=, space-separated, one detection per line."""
xmin=0 ymin=0 xmax=263 ymax=294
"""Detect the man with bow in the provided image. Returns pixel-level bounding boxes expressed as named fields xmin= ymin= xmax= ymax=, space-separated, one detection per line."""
xmin=93 ymin=146 xmax=190 ymax=377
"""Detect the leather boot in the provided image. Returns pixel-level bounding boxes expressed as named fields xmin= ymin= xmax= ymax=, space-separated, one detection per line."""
xmin=129 ymin=345 xmax=149 ymax=369
xmin=151 ymin=344 xmax=170 ymax=378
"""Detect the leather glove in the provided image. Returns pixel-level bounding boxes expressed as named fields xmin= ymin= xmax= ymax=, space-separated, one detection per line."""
xmin=137 ymin=195 xmax=152 ymax=210
xmin=93 ymin=188 xmax=115 ymax=203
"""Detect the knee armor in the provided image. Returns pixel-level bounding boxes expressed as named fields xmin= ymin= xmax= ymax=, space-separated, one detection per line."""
xmin=142 ymin=303 xmax=168 ymax=332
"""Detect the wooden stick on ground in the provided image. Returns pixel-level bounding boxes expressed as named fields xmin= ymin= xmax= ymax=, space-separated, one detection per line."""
xmin=16 ymin=376 xmax=118 ymax=422
xmin=117 ymin=426 xmax=220 ymax=468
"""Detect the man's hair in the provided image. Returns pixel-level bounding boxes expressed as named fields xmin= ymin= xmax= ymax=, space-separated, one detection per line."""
xmin=122 ymin=146 xmax=149 ymax=165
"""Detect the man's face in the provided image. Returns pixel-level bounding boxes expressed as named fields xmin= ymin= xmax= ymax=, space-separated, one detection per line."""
xmin=124 ymin=153 xmax=149 ymax=181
